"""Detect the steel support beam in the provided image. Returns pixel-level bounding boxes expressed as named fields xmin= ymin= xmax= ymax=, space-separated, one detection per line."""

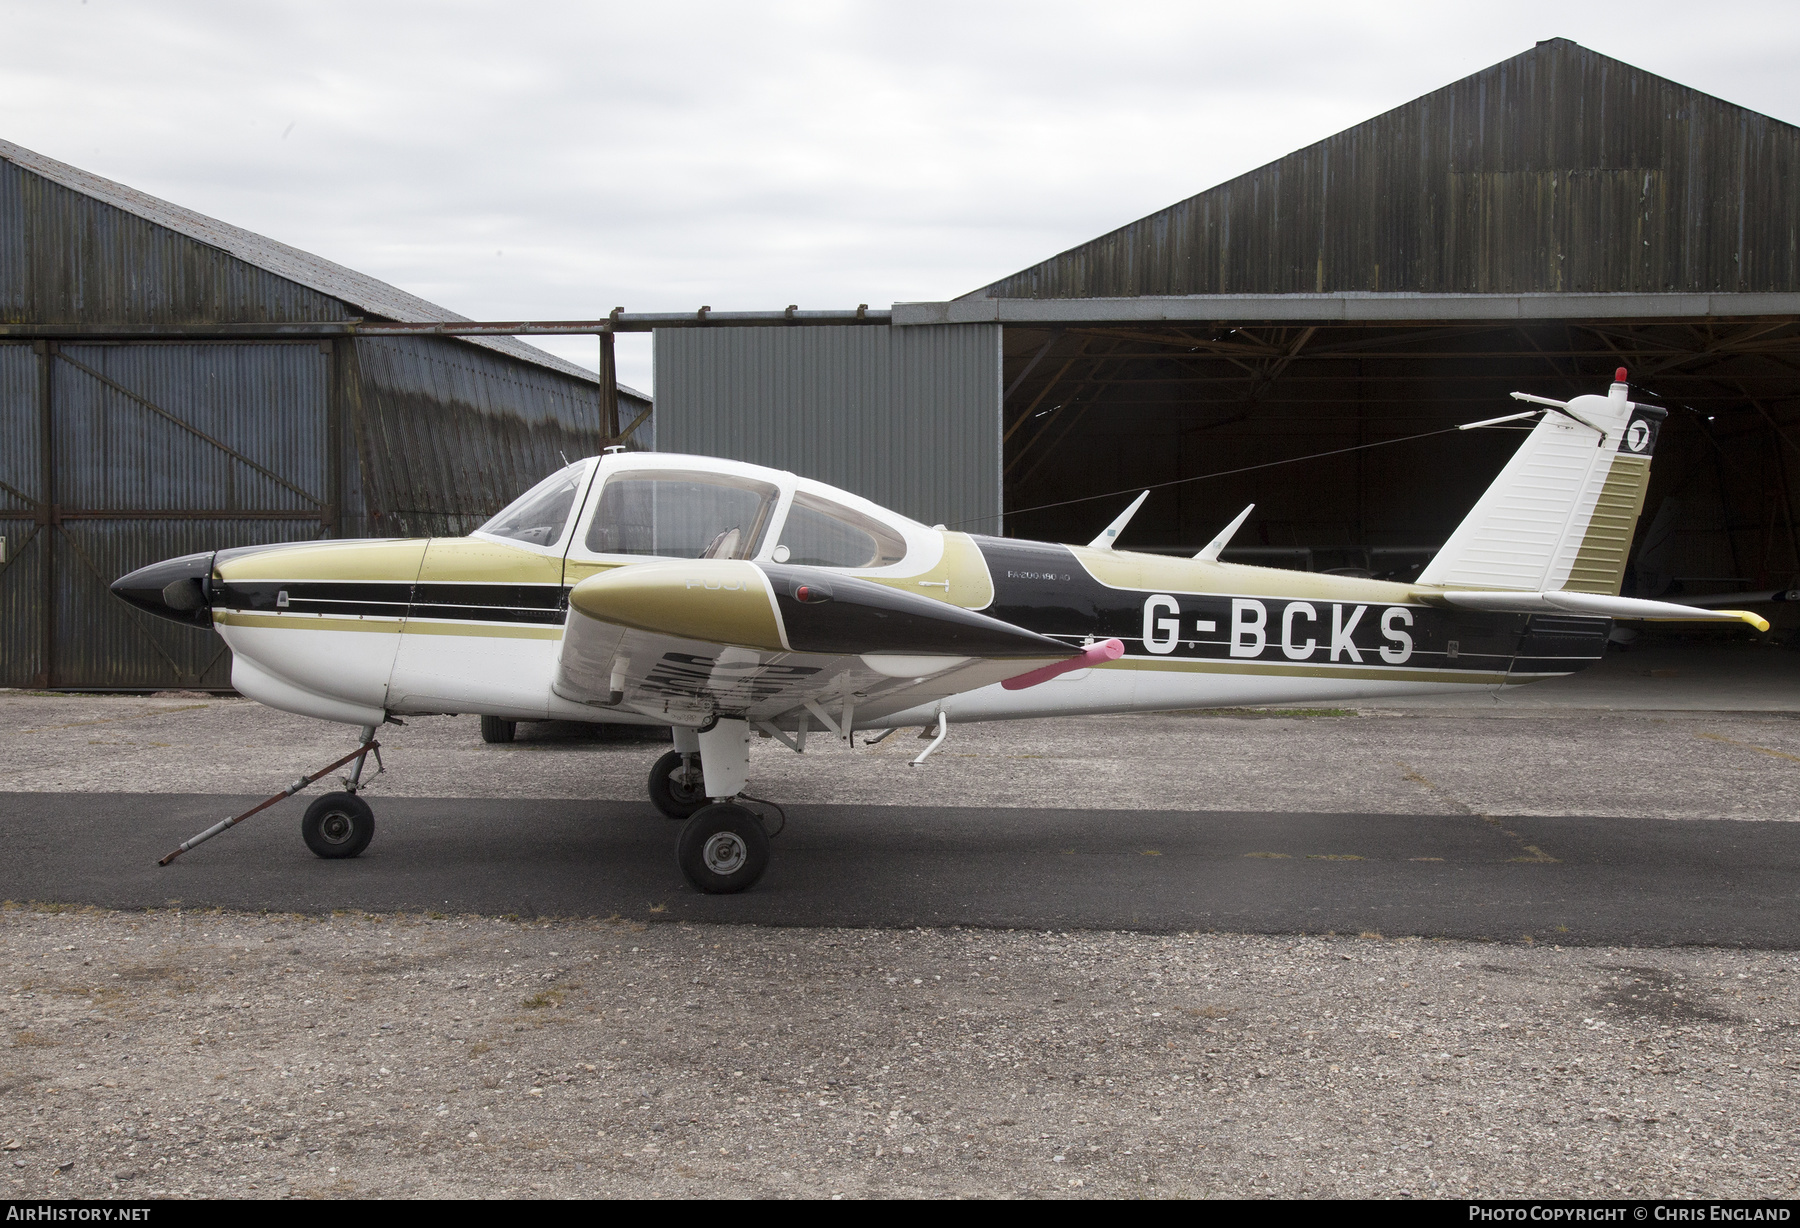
xmin=0 ymin=307 xmax=891 ymax=342
xmin=599 ymin=330 xmax=621 ymax=440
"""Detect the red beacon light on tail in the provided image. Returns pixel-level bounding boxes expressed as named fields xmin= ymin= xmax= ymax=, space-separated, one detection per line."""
xmin=1615 ymin=367 xmax=1629 ymax=383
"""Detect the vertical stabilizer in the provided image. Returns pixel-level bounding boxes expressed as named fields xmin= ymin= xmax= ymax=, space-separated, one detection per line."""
xmin=1417 ymin=373 xmax=1666 ymax=595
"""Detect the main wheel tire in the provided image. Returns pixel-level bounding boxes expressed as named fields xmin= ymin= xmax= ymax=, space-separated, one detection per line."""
xmin=480 ymin=715 xmax=517 ymax=744
xmin=647 ymin=750 xmax=708 ymax=820
xmin=677 ymin=803 xmax=770 ymax=894
xmin=301 ymin=792 xmax=375 ymax=859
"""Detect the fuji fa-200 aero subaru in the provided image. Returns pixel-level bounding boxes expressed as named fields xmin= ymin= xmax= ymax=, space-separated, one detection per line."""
xmin=114 ymin=372 xmax=1764 ymax=892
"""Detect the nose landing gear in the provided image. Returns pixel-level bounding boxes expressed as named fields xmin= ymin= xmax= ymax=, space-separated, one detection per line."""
xmin=156 ymin=726 xmax=384 ymax=866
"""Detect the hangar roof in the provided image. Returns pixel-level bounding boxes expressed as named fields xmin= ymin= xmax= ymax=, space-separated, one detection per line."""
xmin=964 ymin=39 xmax=1800 ymax=303
xmin=0 ymin=137 xmax=647 ymax=400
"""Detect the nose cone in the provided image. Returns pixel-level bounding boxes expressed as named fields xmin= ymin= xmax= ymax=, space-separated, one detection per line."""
xmin=111 ymin=551 xmax=216 ymax=628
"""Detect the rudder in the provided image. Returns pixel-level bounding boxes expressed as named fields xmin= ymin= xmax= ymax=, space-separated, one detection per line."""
xmin=1418 ymin=372 xmax=1666 ymax=596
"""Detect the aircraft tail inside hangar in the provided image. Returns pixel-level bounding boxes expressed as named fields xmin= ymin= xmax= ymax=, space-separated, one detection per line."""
xmin=656 ymin=38 xmax=1800 ymax=639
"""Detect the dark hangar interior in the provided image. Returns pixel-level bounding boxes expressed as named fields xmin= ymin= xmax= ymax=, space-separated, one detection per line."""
xmin=981 ymin=39 xmax=1800 ymax=618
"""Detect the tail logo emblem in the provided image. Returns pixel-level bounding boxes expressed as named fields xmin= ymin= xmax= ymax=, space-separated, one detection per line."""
xmin=1624 ymin=421 xmax=1652 ymax=454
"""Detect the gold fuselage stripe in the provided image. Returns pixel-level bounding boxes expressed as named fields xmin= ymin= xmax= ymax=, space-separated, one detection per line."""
xmin=215 ymin=611 xmax=563 ymax=640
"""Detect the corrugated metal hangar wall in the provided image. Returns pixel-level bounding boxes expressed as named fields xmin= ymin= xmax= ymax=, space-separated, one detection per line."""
xmin=660 ymin=40 xmax=1800 ymax=641
xmin=655 ymin=323 xmax=1001 ymax=531
xmin=0 ymin=140 xmax=651 ymax=690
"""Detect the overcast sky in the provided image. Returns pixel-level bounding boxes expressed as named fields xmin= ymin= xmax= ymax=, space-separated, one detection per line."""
xmin=5 ymin=1 xmax=1800 ymax=392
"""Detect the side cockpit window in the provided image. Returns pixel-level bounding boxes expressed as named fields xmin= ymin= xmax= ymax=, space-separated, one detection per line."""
xmin=586 ymin=471 xmax=779 ymax=560
xmin=776 ymin=491 xmax=908 ymax=568
xmin=478 ymin=465 xmax=587 ymax=548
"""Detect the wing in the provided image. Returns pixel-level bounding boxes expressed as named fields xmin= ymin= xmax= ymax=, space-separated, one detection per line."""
xmin=553 ymin=559 xmax=1075 ymax=728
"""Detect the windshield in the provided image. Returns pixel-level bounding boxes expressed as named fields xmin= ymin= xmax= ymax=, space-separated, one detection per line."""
xmin=776 ymin=491 xmax=908 ymax=567
xmin=478 ymin=465 xmax=587 ymax=548
xmin=585 ymin=470 xmax=779 ymax=559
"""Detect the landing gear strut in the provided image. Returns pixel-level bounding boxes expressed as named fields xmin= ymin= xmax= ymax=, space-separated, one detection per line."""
xmin=657 ymin=717 xmax=775 ymax=894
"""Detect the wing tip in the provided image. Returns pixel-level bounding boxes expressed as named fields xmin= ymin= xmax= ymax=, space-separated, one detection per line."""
xmin=1718 ymin=609 xmax=1773 ymax=632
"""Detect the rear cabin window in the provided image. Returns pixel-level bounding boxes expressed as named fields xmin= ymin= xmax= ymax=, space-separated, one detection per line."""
xmin=586 ymin=471 xmax=779 ymax=559
xmin=777 ymin=491 xmax=908 ymax=568
xmin=478 ymin=465 xmax=587 ymax=548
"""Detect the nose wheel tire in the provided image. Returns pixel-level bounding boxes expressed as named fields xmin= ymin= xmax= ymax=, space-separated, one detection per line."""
xmin=480 ymin=716 xmax=517 ymax=744
xmin=648 ymin=750 xmax=709 ymax=819
xmin=301 ymin=792 xmax=375 ymax=859
xmin=677 ymin=803 xmax=769 ymax=894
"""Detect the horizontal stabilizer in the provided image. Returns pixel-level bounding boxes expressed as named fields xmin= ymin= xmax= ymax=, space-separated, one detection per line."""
xmin=1438 ymin=590 xmax=1770 ymax=631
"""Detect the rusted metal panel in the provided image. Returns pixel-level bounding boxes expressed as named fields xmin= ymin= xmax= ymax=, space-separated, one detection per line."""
xmin=0 ymin=342 xmax=36 ymax=509
xmin=32 ymin=342 xmax=329 ymax=688
xmin=0 ymin=166 xmax=22 ymax=320
xmin=1 ymin=142 xmax=657 ymax=687
xmin=55 ymin=518 xmax=310 ymax=689
xmin=0 ymin=140 xmax=611 ymax=386
xmin=977 ymin=40 xmax=1800 ymax=300
xmin=348 ymin=334 xmax=652 ymax=538
xmin=654 ymin=324 xmax=1001 ymax=530
xmin=0 ymin=158 xmax=349 ymax=327
xmin=52 ymin=342 xmax=329 ymax=516
xmin=0 ymin=342 xmax=42 ymax=686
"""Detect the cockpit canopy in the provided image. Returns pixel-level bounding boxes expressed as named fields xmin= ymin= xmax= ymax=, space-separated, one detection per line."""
xmin=586 ymin=469 xmax=777 ymax=560
xmin=476 ymin=466 xmax=588 ymax=548
xmin=474 ymin=453 xmax=925 ymax=570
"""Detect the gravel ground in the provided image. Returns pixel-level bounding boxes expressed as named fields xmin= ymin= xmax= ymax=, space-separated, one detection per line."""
xmin=1 ymin=907 xmax=1795 ymax=1200
xmin=6 ymin=691 xmax=1800 ymax=822
xmin=3 ymin=685 xmax=1799 ymax=1199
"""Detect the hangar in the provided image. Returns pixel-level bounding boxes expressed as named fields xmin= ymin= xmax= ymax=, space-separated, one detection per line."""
xmin=0 ymin=140 xmax=650 ymax=690
xmin=8 ymin=38 xmax=1799 ymax=694
xmin=658 ymin=39 xmax=1800 ymax=631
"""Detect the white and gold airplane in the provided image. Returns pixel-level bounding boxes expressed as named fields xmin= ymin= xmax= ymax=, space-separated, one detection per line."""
xmin=115 ymin=371 xmax=1764 ymax=892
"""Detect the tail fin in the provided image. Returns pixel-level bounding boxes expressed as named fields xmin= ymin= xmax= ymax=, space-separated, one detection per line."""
xmin=1417 ymin=373 xmax=1667 ymax=595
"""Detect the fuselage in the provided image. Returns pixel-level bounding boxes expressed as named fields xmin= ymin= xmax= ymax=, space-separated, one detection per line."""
xmin=112 ymin=451 xmax=1607 ymax=730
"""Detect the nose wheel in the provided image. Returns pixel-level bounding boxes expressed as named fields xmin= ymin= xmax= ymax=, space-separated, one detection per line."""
xmin=302 ymin=792 xmax=375 ymax=858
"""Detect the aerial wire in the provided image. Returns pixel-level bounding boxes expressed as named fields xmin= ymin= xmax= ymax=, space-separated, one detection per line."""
xmin=952 ymin=422 xmax=1495 ymax=529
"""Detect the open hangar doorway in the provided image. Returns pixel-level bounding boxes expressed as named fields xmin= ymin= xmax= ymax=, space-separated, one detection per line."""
xmin=997 ymin=312 xmax=1800 ymax=648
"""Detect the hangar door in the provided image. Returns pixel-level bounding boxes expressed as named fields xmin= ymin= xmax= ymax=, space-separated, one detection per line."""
xmin=653 ymin=324 xmax=1002 ymax=532
xmin=0 ymin=341 xmax=333 ymax=689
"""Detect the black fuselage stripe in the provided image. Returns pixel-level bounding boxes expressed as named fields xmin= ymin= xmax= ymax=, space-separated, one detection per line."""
xmin=970 ymin=537 xmax=1610 ymax=675
xmin=214 ymin=580 xmax=568 ymax=625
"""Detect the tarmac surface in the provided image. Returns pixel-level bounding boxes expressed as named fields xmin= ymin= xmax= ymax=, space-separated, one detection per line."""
xmin=4 ymin=795 xmax=1800 ymax=948
xmin=2 ymin=644 xmax=1799 ymax=1199
xmin=5 ymin=643 xmax=1800 ymax=948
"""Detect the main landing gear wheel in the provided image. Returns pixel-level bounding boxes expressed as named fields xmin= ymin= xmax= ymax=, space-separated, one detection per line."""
xmin=648 ymin=750 xmax=708 ymax=819
xmin=302 ymin=792 xmax=375 ymax=859
xmin=677 ymin=803 xmax=769 ymax=894
xmin=480 ymin=716 xmax=517 ymax=744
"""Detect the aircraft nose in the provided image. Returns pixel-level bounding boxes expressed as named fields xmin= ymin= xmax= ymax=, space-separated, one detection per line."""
xmin=111 ymin=551 xmax=216 ymax=628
